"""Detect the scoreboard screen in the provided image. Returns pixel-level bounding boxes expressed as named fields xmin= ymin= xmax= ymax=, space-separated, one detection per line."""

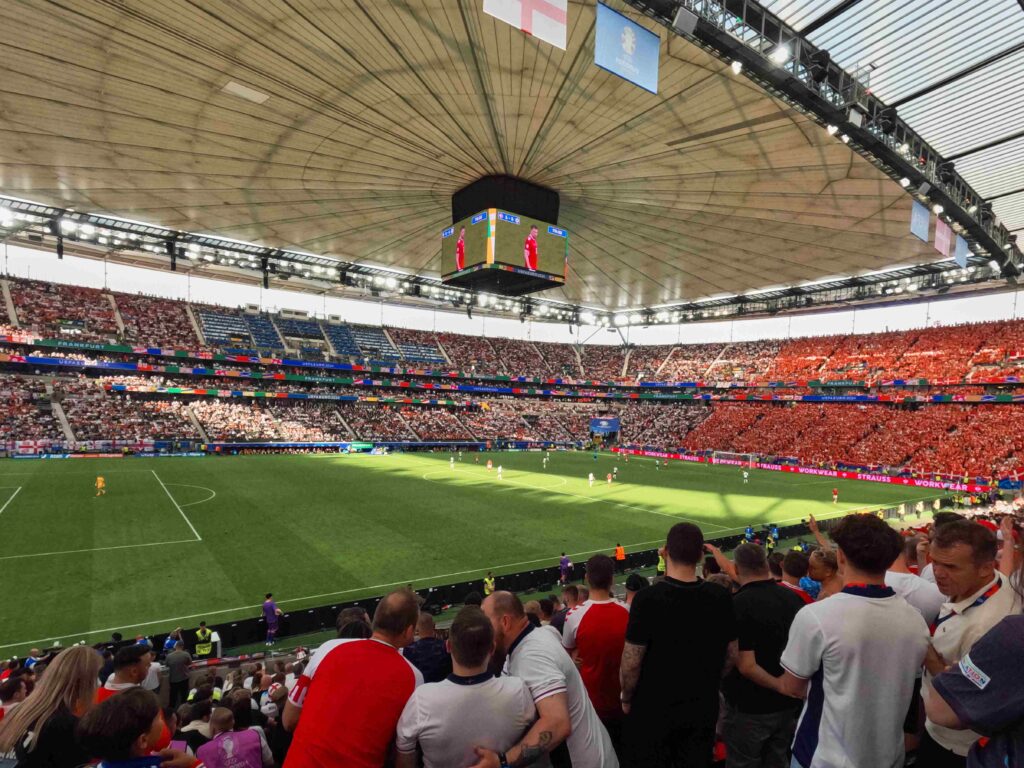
xmin=442 ymin=209 xmax=568 ymax=280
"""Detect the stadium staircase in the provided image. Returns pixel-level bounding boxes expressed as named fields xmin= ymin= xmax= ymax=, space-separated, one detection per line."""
xmin=184 ymin=306 xmax=207 ymax=346
xmin=50 ymin=401 xmax=76 ymax=442
xmin=704 ymin=344 xmax=732 ymax=378
xmin=653 ymin=348 xmax=674 ymax=378
xmin=393 ymin=409 xmax=419 ymax=440
xmin=106 ymin=294 xmax=126 ymax=335
xmin=621 ymin=348 xmax=633 ymax=378
xmin=0 ymin=279 xmax=18 ymax=326
xmin=186 ymin=406 xmax=210 ymax=443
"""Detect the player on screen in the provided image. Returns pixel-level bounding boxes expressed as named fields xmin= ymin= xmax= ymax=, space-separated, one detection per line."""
xmin=524 ymin=225 xmax=539 ymax=270
xmin=588 ymin=472 xmax=595 ymax=488
xmin=95 ymin=475 xmax=106 ymax=497
xmin=832 ymin=487 xmax=839 ymax=504
xmin=455 ymin=226 xmax=466 ymax=271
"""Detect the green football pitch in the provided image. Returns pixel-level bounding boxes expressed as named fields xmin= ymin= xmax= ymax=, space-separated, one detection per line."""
xmin=0 ymin=451 xmax=940 ymax=655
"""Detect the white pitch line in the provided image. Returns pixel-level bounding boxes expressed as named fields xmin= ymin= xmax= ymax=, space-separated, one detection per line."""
xmin=166 ymin=484 xmax=218 ymax=508
xmin=151 ymin=470 xmax=202 ymax=541
xmin=0 ymin=487 xmax=22 ymax=517
xmin=0 ymin=537 xmax=667 ymax=651
xmin=0 ymin=539 xmax=199 ymax=562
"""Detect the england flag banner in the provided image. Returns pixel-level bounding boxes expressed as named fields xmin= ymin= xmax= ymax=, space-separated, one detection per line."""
xmin=483 ymin=0 xmax=568 ymax=50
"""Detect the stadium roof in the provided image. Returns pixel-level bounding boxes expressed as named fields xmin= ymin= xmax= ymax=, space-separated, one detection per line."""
xmin=0 ymin=0 xmax=1019 ymax=312
xmin=758 ymin=0 xmax=1024 ymax=236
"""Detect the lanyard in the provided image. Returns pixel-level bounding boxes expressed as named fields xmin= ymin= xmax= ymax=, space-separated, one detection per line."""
xmin=930 ymin=579 xmax=1001 ymax=635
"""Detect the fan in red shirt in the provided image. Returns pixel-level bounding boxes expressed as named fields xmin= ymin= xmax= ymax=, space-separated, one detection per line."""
xmin=282 ymin=589 xmax=423 ymax=768
xmin=524 ymin=225 xmax=539 ymax=270
xmin=562 ymin=554 xmax=630 ymax=749
xmin=455 ymin=227 xmax=466 ymax=271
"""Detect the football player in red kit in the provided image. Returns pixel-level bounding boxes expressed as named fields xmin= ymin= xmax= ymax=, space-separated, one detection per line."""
xmin=524 ymin=224 xmax=539 ymax=270
xmin=455 ymin=226 xmax=466 ymax=271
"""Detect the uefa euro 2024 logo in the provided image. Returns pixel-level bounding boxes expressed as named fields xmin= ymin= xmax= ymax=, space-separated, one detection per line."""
xmin=620 ymin=26 xmax=636 ymax=56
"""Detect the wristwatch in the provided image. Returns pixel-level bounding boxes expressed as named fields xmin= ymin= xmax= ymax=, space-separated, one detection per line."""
xmin=498 ymin=751 xmax=511 ymax=768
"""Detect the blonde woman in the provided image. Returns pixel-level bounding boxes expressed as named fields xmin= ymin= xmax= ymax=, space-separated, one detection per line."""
xmin=0 ymin=645 xmax=101 ymax=768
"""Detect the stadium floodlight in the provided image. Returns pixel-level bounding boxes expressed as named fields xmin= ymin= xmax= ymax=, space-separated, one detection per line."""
xmin=967 ymin=204 xmax=978 ymax=214
xmin=628 ymin=313 xmax=643 ymax=324
xmin=59 ymin=217 xmax=77 ymax=233
xmin=78 ymin=223 xmax=95 ymax=237
xmin=0 ymin=213 xmax=13 ymax=228
xmin=840 ymin=134 xmax=850 ymax=144
xmin=614 ymin=314 xmax=628 ymax=326
xmin=826 ymin=124 xmax=838 ymax=136
xmin=385 ymin=276 xmax=397 ymax=289
xmin=770 ymin=45 xmax=791 ymax=65
xmin=579 ymin=310 xmax=596 ymax=325
xmin=899 ymin=177 xmax=910 ymax=188
xmin=989 ymin=260 xmax=1000 ymax=270
xmin=730 ymin=60 xmax=742 ymax=75
xmin=933 ymin=204 xmax=944 ymax=215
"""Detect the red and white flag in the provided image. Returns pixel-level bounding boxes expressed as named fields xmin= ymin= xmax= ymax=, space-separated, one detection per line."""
xmin=483 ymin=0 xmax=568 ymax=50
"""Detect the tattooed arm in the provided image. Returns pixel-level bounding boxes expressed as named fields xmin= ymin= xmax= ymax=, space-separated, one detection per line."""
xmin=620 ymin=641 xmax=646 ymax=714
xmin=469 ymin=693 xmax=571 ymax=768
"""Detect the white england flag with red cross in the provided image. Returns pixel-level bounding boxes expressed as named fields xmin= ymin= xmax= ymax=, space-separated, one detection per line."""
xmin=483 ymin=0 xmax=568 ymax=50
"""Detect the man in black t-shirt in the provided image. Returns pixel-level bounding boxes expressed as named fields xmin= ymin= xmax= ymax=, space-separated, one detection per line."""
xmin=721 ymin=543 xmax=805 ymax=768
xmin=620 ymin=523 xmax=736 ymax=768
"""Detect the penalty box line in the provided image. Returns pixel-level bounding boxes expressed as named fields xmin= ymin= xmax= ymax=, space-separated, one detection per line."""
xmin=151 ymin=470 xmax=202 ymax=541
xmin=0 ymin=486 xmax=23 ymax=517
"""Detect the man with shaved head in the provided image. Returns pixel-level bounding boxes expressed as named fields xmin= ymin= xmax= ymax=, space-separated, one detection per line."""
xmin=282 ymin=589 xmax=423 ymax=768
xmin=403 ymin=612 xmax=452 ymax=683
xmin=471 ymin=591 xmax=617 ymax=767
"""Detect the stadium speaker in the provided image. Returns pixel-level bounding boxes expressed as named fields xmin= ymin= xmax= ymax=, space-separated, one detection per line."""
xmin=56 ymin=234 xmax=64 ymax=260
xmin=918 ymin=182 xmax=932 ymax=196
xmin=672 ymin=6 xmax=699 ymax=35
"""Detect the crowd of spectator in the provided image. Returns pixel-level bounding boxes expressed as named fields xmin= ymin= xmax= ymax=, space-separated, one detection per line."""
xmin=341 ymin=404 xmax=418 ymax=441
xmin=115 ymin=292 xmax=201 ymax=349
xmin=400 ymin=407 xmax=473 ymax=441
xmin=578 ymin=345 xmax=627 ymax=381
xmin=8 ymin=278 xmax=120 ymax=343
xmin=4 ymin=511 xmax=1022 ymax=768
xmin=0 ymin=373 xmax=62 ymax=441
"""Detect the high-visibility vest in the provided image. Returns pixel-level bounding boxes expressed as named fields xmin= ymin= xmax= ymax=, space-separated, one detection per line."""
xmin=195 ymin=628 xmax=213 ymax=656
xmin=657 ymin=554 xmax=665 ymax=572
xmin=615 ymin=546 xmax=625 ymax=561
xmin=483 ymin=576 xmax=495 ymax=596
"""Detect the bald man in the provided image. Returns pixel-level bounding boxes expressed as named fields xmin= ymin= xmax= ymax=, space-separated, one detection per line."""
xmin=472 ymin=591 xmax=617 ymax=767
xmin=282 ymin=589 xmax=423 ymax=768
xmin=403 ymin=613 xmax=452 ymax=683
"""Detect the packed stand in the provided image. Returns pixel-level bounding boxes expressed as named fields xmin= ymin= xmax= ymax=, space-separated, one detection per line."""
xmin=437 ymin=333 xmax=502 ymax=375
xmin=0 ymin=373 xmax=62 ymax=441
xmin=579 ymin=345 xmax=627 ymax=381
xmin=626 ymin=344 xmax=675 ymax=381
xmin=190 ymin=400 xmax=286 ymax=442
xmin=399 ymin=407 xmax=472 ymax=441
xmin=532 ymin=340 xmax=581 ymax=378
xmin=657 ymin=343 xmax=727 ymax=381
xmin=619 ymin=402 xmax=711 ymax=448
xmin=114 ymin=292 xmax=200 ymax=348
xmin=8 ymin=278 xmax=119 ymax=343
xmin=487 ymin=336 xmax=546 ymax=377
xmin=704 ymin=340 xmax=781 ymax=381
xmin=767 ymin=334 xmax=842 ymax=379
xmin=340 ymin=403 xmax=418 ymax=440
xmin=460 ymin=402 xmax=529 ymax=440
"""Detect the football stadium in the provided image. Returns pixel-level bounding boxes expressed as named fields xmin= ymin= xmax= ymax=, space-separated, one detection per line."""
xmin=0 ymin=1 xmax=1022 ymax=767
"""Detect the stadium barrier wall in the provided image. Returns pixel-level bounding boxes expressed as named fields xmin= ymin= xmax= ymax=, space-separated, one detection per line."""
xmin=611 ymin=447 xmax=991 ymax=492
